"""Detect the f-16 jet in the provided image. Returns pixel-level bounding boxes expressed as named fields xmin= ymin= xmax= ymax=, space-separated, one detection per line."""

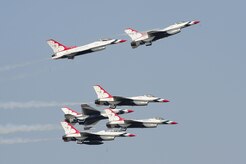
xmin=61 ymin=121 xmax=135 ymax=145
xmin=47 ymin=38 xmax=126 ymax=60
xmin=61 ymin=104 xmax=134 ymax=130
xmin=93 ymin=85 xmax=169 ymax=108
xmin=105 ymin=109 xmax=177 ymax=129
xmin=124 ymin=20 xmax=200 ymax=48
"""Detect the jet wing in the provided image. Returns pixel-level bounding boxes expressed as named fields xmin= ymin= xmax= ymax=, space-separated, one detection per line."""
xmin=80 ymin=132 xmax=102 ymax=140
xmin=81 ymin=104 xmax=101 ymax=115
xmin=113 ymin=96 xmax=133 ymax=101
xmin=124 ymin=120 xmax=143 ymax=124
xmin=84 ymin=119 xmax=100 ymax=126
xmin=147 ymin=30 xmax=170 ymax=38
xmin=83 ymin=120 xmax=100 ymax=130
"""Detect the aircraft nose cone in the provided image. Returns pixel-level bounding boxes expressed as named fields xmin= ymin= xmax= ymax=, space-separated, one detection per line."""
xmin=119 ymin=39 xmax=127 ymax=43
xmin=163 ymin=99 xmax=170 ymax=103
xmin=193 ymin=20 xmax=200 ymax=24
xmin=127 ymin=134 xmax=136 ymax=137
xmin=170 ymin=121 xmax=178 ymax=125
xmin=127 ymin=109 xmax=134 ymax=113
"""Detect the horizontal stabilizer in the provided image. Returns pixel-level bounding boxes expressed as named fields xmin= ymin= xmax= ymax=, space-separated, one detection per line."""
xmin=81 ymin=104 xmax=101 ymax=115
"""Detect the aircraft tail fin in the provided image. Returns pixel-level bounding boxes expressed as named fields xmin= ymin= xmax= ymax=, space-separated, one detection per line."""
xmin=124 ymin=28 xmax=143 ymax=41
xmin=61 ymin=107 xmax=80 ymax=117
xmin=47 ymin=39 xmax=72 ymax=53
xmin=93 ymin=85 xmax=113 ymax=99
xmin=60 ymin=121 xmax=80 ymax=135
xmin=105 ymin=109 xmax=125 ymax=122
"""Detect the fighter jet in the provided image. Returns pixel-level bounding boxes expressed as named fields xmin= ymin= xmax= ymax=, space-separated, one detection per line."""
xmin=61 ymin=104 xmax=134 ymax=130
xmin=93 ymin=85 xmax=169 ymax=108
xmin=47 ymin=38 xmax=126 ymax=59
xmin=124 ymin=20 xmax=200 ymax=48
xmin=105 ymin=109 xmax=177 ymax=129
xmin=61 ymin=121 xmax=135 ymax=145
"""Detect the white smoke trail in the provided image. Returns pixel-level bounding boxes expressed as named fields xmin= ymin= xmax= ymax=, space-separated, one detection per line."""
xmin=0 ymin=58 xmax=49 ymax=73
xmin=0 ymin=137 xmax=58 ymax=145
xmin=0 ymin=124 xmax=61 ymax=135
xmin=0 ymin=62 xmax=32 ymax=72
xmin=0 ymin=101 xmax=83 ymax=110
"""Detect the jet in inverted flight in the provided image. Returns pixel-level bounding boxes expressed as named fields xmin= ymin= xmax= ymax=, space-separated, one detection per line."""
xmin=105 ymin=109 xmax=177 ymax=129
xmin=61 ymin=121 xmax=135 ymax=145
xmin=61 ymin=104 xmax=133 ymax=130
xmin=47 ymin=38 xmax=126 ymax=59
xmin=93 ymin=85 xmax=169 ymax=108
xmin=124 ymin=20 xmax=200 ymax=48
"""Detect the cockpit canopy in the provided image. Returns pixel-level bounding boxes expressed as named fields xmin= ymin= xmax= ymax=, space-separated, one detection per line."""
xmin=100 ymin=38 xmax=112 ymax=41
xmin=104 ymin=129 xmax=123 ymax=132
xmin=154 ymin=117 xmax=164 ymax=120
xmin=144 ymin=94 xmax=155 ymax=97
xmin=175 ymin=21 xmax=185 ymax=25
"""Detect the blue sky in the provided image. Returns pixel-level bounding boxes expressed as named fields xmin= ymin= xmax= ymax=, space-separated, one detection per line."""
xmin=0 ymin=0 xmax=245 ymax=164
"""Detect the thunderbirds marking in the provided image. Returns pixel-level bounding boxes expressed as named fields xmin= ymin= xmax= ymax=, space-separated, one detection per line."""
xmin=125 ymin=20 xmax=200 ymax=48
xmin=105 ymin=109 xmax=177 ymax=129
xmin=93 ymin=85 xmax=169 ymax=108
xmin=61 ymin=121 xmax=135 ymax=145
xmin=47 ymin=38 xmax=126 ymax=59
xmin=61 ymin=104 xmax=133 ymax=130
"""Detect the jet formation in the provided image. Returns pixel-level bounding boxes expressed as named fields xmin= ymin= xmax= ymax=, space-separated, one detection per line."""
xmin=57 ymin=20 xmax=200 ymax=145
xmin=60 ymin=85 xmax=177 ymax=145
xmin=47 ymin=20 xmax=199 ymax=59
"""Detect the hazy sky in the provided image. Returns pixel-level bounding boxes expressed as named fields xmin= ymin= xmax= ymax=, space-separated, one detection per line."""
xmin=0 ymin=0 xmax=245 ymax=164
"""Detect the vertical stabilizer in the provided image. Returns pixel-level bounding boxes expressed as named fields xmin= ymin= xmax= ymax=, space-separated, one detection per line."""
xmin=61 ymin=107 xmax=80 ymax=117
xmin=93 ymin=85 xmax=113 ymax=99
xmin=124 ymin=28 xmax=143 ymax=41
xmin=105 ymin=109 xmax=124 ymax=122
xmin=60 ymin=121 xmax=80 ymax=135
xmin=47 ymin=39 xmax=71 ymax=53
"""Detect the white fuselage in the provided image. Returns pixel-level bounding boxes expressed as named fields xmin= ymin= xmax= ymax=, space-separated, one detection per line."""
xmin=95 ymin=95 xmax=168 ymax=108
xmin=127 ymin=20 xmax=199 ymax=48
xmin=128 ymin=95 xmax=164 ymax=102
xmin=52 ymin=39 xmax=123 ymax=59
xmin=140 ymin=21 xmax=190 ymax=42
xmin=107 ymin=118 xmax=177 ymax=128
xmin=63 ymin=130 xmax=134 ymax=143
xmin=64 ymin=108 xmax=133 ymax=125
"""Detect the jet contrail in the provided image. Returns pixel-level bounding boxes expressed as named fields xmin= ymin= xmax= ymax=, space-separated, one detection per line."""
xmin=0 ymin=137 xmax=58 ymax=145
xmin=0 ymin=124 xmax=61 ymax=135
xmin=0 ymin=101 xmax=85 ymax=110
xmin=0 ymin=58 xmax=49 ymax=73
